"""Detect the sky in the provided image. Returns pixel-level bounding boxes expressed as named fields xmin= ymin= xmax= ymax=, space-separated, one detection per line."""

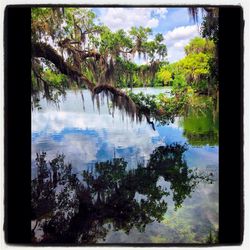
xmin=92 ymin=7 xmax=203 ymax=63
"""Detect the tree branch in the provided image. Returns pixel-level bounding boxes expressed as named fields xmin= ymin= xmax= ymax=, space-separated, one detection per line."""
xmin=93 ymin=84 xmax=155 ymax=130
xmin=32 ymin=42 xmax=156 ymax=130
xmin=32 ymin=42 xmax=95 ymax=91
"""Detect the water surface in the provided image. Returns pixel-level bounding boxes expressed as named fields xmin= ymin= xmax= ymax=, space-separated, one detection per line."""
xmin=32 ymin=87 xmax=218 ymax=244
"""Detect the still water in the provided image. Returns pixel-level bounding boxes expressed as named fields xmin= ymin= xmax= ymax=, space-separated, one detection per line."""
xmin=32 ymin=87 xmax=218 ymax=244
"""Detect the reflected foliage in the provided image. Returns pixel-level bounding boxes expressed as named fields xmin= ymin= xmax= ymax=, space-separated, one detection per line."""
xmin=181 ymin=101 xmax=219 ymax=146
xmin=31 ymin=143 xmax=214 ymax=244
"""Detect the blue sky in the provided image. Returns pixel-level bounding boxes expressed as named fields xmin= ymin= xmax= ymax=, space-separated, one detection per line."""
xmin=92 ymin=7 xmax=203 ymax=63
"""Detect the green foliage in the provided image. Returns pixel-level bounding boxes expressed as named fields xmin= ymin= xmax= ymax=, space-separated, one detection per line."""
xmin=129 ymin=26 xmax=152 ymax=50
xmin=127 ymin=90 xmax=188 ymax=125
xmin=144 ymin=33 xmax=167 ymax=61
xmin=177 ymin=52 xmax=211 ymax=82
xmin=99 ymin=27 xmax=133 ymax=56
xmin=32 ymin=6 xmax=218 ymax=118
xmin=128 ymin=91 xmax=158 ymax=110
xmin=32 ymin=7 xmax=169 ymax=100
xmin=126 ymin=87 xmax=218 ymax=130
xmin=153 ymin=37 xmax=217 ymax=96
xmin=184 ymin=37 xmax=215 ymax=55
xmin=31 ymin=7 xmax=51 ymax=20
xmin=171 ymin=73 xmax=188 ymax=93
xmin=200 ymin=10 xmax=219 ymax=44
xmin=43 ymin=69 xmax=67 ymax=86
xmin=157 ymin=67 xmax=172 ymax=85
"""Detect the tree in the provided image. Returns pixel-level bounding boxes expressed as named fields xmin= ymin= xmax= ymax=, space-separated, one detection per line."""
xmin=188 ymin=7 xmax=219 ymax=91
xmin=174 ymin=37 xmax=216 ymax=94
xmin=184 ymin=37 xmax=215 ymax=55
xmin=188 ymin=7 xmax=219 ymax=44
xmin=31 ymin=7 xmax=168 ymax=120
xmin=32 ymin=8 xmax=167 ymax=92
xmin=157 ymin=66 xmax=172 ymax=85
xmin=177 ymin=52 xmax=211 ymax=82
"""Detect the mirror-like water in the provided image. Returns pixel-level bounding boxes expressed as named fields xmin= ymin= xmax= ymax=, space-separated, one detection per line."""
xmin=31 ymin=87 xmax=218 ymax=244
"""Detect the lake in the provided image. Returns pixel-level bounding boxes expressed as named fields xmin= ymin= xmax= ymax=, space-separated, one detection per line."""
xmin=31 ymin=87 xmax=218 ymax=244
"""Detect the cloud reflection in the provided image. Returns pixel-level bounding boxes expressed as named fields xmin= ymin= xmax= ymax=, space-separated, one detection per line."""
xmin=32 ymin=107 xmax=164 ymax=174
xmin=32 ymin=89 xmax=218 ymax=176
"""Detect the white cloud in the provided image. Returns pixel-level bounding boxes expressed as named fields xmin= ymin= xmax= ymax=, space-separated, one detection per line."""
xmin=164 ymin=25 xmax=200 ymax=46
xmin=146 ymin=18 xmax=159 ymax=29
xmin=32 ymin=133 xmax=99 ymax=173
xmin=154 ymin=8 xmax=168 ymax=19
xmin=98 ymin=8 xmax=167 ymax=31
xmin=173 ymin=40 xmax=189 ymax=48
xmin=167 ymin=47 xmax=186 ymax=63
xmin=164 ymin=25 xmax=200 ymax=63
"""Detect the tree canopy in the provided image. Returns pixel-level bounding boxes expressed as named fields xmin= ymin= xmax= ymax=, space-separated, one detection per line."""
xmin=32 ymin=8 xmax=167 ymax=93
xmin=155 ymin=37 xmax=217 ymax=95
xmin=31 ymin=7 xmax=170 ymax=122
xmin=31 ymin=7 xmax=219 ymax=124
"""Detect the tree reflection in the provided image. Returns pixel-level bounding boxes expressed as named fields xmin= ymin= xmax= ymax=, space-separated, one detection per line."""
xmin=31 ymin=143 xmax=214 ymax=244
xmin=181 ymin=106 xmax=219 ymax=146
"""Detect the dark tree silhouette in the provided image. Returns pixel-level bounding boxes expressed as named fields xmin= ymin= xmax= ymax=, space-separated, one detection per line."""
xmin=31 ymin=143 xmax=214 ymax=244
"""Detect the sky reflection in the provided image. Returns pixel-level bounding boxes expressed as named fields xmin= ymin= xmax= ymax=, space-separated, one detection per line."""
xmin=32 ymin=89 xmax=218 ymax=174
xmin=32 ymin=88 xmax=218 ymax=243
